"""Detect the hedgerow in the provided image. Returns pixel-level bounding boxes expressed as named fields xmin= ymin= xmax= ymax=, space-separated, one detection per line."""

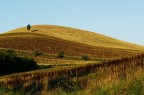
xmin=0 ymin=50 xmax=39 ymax=75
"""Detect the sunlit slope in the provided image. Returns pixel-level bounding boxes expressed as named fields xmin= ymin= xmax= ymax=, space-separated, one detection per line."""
xmin=6 ymin=25 xmax=144 ymax=50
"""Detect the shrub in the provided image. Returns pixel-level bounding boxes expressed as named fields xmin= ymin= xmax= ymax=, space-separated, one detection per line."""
xmin=7 ymin=49 xmax=15 ymax=54
xmin=82 ymin=55 xmax=90 ymax=61
xmin=34 ymin=49 xmax=42 ymax=56
xmin=0 ymin=50 xmax=39 ymax=75
xmin=58 ymin=51 xmax=65 ymax=59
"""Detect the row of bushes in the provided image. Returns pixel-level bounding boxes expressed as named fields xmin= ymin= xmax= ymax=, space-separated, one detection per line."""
xmin=58 ymin=51 xmax=90 ymax=61
xmin=0 ymin=50 xmax=39 ymax=75
xmin=34 ymin=50 xmax=90 ymax=61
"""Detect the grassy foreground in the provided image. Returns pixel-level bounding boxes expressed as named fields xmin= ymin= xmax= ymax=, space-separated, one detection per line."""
xmin=46 ymin=68 xmax=144 ymax=95
xmin=0 ymin=54 xmax=143 ymax=95
xmin=95 ymin=70 xmax=144 ymax=95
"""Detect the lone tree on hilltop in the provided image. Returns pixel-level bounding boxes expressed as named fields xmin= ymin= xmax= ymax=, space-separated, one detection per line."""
xmin=27 ymin=24 xmax=31 ymax=31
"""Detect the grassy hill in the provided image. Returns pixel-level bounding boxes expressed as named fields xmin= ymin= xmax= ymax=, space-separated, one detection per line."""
xmin=5 ymin=25 xmax=144 ymax=50
xmin=0 ymin=25 xmax=143 ymax=59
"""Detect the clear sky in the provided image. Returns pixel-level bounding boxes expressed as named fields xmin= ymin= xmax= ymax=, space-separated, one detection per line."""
xmin=0 ymin=0 xmax=144 ymax=45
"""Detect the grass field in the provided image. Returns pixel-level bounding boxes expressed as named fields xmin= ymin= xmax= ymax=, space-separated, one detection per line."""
xmin=0 ymin=53 xmax=143 ymax=95
xmin=0 ymin=33 xmax=142 ymax=59
xmin=1 ymin=25 xmax=143 ymax=60
xmin=0 ymin=25 xmax=144 ymax=94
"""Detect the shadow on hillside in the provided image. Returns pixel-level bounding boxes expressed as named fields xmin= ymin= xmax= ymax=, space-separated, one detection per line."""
xmin=31 ymin=29 xmax=38 ymax=32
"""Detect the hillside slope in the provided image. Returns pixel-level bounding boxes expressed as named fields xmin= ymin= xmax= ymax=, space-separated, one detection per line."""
xmin=6 ymin=25 xmax=144 ymax=50
xmin=0 ymin=25 xmax=143 ymax=59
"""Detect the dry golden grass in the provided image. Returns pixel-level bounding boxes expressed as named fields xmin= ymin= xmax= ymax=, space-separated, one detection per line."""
xmin=35 ymin=57 xmax=100 ymax=65
xmin=0 ymin=54 xmax=143 ymax=95
xmin=0 ymin=32 xmax=141 ymax=59
xmin=5 ymin=25 xmax=144 ymax=50
xmin=0 ymin=25 xmax=143 ymax=94
xmin=0 ymin=25 xmax=143 ymax=60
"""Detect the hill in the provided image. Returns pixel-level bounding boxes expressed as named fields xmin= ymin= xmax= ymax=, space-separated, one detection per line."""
xmin=0 ymin=25 xmax=143 ymax=59
xmin=6 ymin=25 xmax=144 ymax=50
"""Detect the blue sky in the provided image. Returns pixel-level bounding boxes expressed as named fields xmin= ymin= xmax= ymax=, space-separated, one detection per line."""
xmin=0 ymin=0 xmax=144 ymax=45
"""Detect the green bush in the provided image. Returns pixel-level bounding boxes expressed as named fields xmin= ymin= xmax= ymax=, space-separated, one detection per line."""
xmin=82 ymin=55 xmax=90 ymax=61
xmin=7 ymin=49 xmax=15 ymax=54
xmin=34 ymin=49 xmax=42 ymax=56
xmin=58 ymin=51 xmax=65 ymax=59
xmin=0 ymin=50 xmax=39 ymax=75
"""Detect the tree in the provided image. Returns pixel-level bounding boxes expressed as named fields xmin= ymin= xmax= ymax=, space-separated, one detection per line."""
xmin=27 ymin=24 xmax=31 ymax=31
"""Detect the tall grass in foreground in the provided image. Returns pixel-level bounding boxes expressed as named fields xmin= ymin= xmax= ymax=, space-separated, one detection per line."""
xmin=94 ymin=69 xmax=144 ymax=95
xmin=45 ymin=68 xmax=144 ymax=95
xmin=0 ymin=54 xmax=144 ymax=94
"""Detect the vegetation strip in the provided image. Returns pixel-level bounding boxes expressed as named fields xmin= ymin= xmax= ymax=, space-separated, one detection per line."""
xmin=0 ymin=54 xmax=143 ymax=93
